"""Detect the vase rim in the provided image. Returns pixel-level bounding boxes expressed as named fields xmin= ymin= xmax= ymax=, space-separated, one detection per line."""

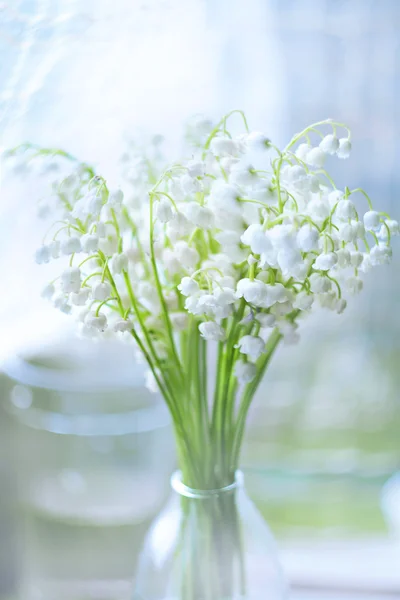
xmin=170 ymin=470 xmax=243 ymax=499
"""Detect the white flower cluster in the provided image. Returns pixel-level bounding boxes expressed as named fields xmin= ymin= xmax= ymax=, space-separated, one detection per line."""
xmin=34 ymin=112 xmax=397 ymax=389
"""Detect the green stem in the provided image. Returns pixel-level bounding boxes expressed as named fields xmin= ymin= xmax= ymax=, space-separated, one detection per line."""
xmin=231 ymin=329 xmax=282 ymax=470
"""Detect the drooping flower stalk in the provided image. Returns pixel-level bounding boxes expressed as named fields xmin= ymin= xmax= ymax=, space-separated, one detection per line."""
xmin=11 ymin=111 xmax=397 ymax=489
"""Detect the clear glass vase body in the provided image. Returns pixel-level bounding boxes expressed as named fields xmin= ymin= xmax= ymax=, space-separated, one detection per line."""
xmin=134 ymin=472 xmax=288 ymax=600
xmin=3 ymin=336 xmax=175 ymax=600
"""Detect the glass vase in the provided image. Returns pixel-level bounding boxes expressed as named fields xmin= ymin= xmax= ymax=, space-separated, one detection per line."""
xmin=3 ymin=334 xmax=176 ymax=600
xmin=133 ymin=471 xmax=288 ymax=600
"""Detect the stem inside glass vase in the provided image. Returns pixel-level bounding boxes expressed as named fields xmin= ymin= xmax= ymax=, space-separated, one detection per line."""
xmin=171 ymin=471 xmax=246 ymax=600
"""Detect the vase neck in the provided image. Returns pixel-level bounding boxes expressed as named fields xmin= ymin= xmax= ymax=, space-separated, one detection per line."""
xmin=170 ymin=470 xmax=243 ymax=499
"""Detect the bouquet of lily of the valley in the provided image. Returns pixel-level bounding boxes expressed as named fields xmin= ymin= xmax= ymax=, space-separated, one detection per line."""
xmin=17 ymin=110 xmax=397 ymax=599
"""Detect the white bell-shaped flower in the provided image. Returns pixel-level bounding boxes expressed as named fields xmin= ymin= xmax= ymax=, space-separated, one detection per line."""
xmin=112 ymin=319 xmax=132 ymax=332
xmin=185 ymin=202 xmax=214 ymax=229
xmin=256 ymin=313 xmax=276 ymax=327
xmin=178 ymin=277 xmax=199 ymax=296
xmin=187 ymin=160 xmax=205 ymax=178
xmin=293 ymin=291 xmax=313 ymax=310
xmin=61 ymin=236 xmax=81 ymax=255
xmin=49 ymin=240 xmax=60 ymax=259
xmin=166 ymin=211 xmax=193 ymax=240
xmin=295 ymin=143 xmax=311 ymax=161
xmin=35 ymin=245 xmax=51 ymax=264
xmin=335 ymin=199 xmax=356 ymax=221
xmin=306 ymin=147 xmax=326 ymax=168
xmin=336 ymin=298 xmax=347 ymax=314
xmin=92 ymin=281 xmax=112 ymax=301
xmin=70 ymin=288 xmax=90 ymax=306
xmin=234 ymin=360 xmax=257 ymax=383
xmin=338 ymin=223 xmax=356 ymax=243
xmin=350 ymin=251 xmax=363 ymax=268
xmin=328 ymin=189 xmax=344 ymax=209
xmin=319 ymin=134 xmax=339 ymax=155
xmin=110 ymin=252 xmax=128 ymax=274
xmin=174 ymin=241 xmax=200 ymax=269
xmin=61 ymin=267 xmax=81 ymax=293
xmin=198 ymin=321 xmax=226 ymax=341
xmin=337 ymin=138 xmax=351 ymax=159
xmin=241 ymin=224 xmax=272 ymax=255
xmin=210 ymin=137 xmax=239 ymax=157
xmin=346 ymin=276 xmax=363 ymax=294
xmin=370 ymin=244 xmax=392 ymax=265
xmin=297 ymin=225 xmax=320 ymax=252
xmin=336 ymin=248 xmax=351 ymax=268
xmin=236 ymin=335 xmax=265 ymax=361
xmin=163 ymin=248 xmax=182 ymax=275
xmin=314 ymin=252 xmax=338 ymax=271
xmin=155 ymin=198 xmax=173 ymax=223
xmin=309 ymin=273 xmax=332 ymax=293
xmin=246 ymin=131 xmax=271 ymax=152
xmin=181 ymin=173 xmax=202 ymax=195
xmin=236 ymin=278 xmax=268 ymax=307
xmin=81 ymin=234 xmax=99 ymax=253
xmin=53 ymin=293 xmax=71 ymax=314
xmin=85 ymin=311 xmax=107 ymax=331
xmin=363 ymin=210 xmax=380 ymax=231
xmin=352 ymin=220 xmax=365 ymax=239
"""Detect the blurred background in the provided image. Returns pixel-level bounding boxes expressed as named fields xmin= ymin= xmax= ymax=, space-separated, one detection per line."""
xmin=0 ymin=1 xmax=399 ymax=599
